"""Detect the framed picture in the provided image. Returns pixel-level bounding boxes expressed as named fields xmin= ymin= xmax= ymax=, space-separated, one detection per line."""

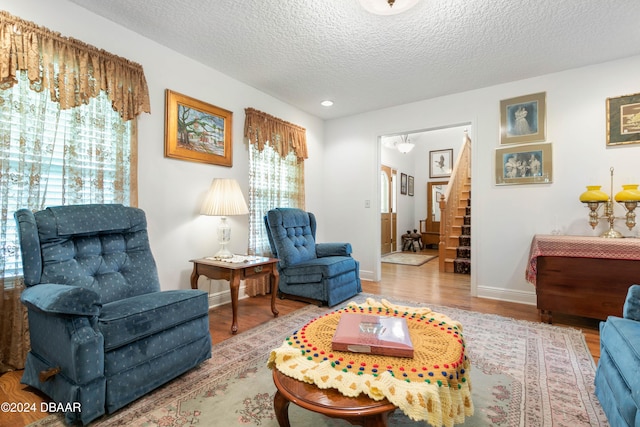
xmin=408 ymin=176 xmax=414 ymax=196
xmin=606 ymin=92 xmax=640 ymax=146
xmin=500 ymin=92 xmax=546 ymax=145
xmin=495 ymin=142 xmax=553 ymax=185
xmin=165 ymin=89 xmax=233 ymax=166
xmin=400 ymin=173 xmax=407 ymax=195
xmin=429 ymin=149 xmax=453 ymax=178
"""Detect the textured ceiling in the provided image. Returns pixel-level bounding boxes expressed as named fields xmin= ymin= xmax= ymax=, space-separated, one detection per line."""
xmin=68 ymin=0 xmax=640 ymax=120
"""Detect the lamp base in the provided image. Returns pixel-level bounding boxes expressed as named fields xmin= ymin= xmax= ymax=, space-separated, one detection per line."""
xmin=214 ymin=246 xmax=234 ymax=259
xmin=601 ymin=228 xmax=623 ymax=238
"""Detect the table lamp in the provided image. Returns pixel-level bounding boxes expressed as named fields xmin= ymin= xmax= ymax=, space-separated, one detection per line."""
xmin=200 ymin=178 xmax=249 ymax=258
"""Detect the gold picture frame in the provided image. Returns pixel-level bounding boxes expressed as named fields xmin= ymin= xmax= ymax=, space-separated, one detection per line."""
xmin=495 ymin=142 xmax=552 ymax=185
xmin=606 ymin=92 xmax=640 ymax=146
xmin=499 ymin=92 xmax=546 ymax=145
xmin=164 ymin=90 xmax=232 ymax=166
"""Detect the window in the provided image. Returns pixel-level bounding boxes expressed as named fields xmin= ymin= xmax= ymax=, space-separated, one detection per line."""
xmin=0 ymin=72 xmax=134 ymax=280
xmin=248 ymin=143 xmax=304 ymax=256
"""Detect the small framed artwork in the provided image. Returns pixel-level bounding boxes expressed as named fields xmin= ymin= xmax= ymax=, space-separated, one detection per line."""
xmin=429 ymin=149 xmax=453 ymax=178
xmin=606 ymin=92 xmax=640 ymax=146
xmin=495 ymin=142 xmax=553 ymax=185
xmin=500 ymin=92 xmax=546 ymax=145
xmin=408 ymin=176 xmax=414 ymax=196
xmin=165 ymin=89 xmax=233 ymax=166
xmin=400 ymin=173 xmax=407 ymax=195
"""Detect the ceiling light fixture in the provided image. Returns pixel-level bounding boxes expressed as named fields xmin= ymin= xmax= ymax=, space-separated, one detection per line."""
xmin=358 ymin=0 xmax=420 ymax=16
xmin=397 ymin=134 xmax=415 ymax=154
xmin=321 ymin=100 xmax=334 ymax=107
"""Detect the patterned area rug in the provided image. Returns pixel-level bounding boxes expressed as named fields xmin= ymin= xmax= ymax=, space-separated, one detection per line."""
xmin=381 ymin=253 xmax=437 ymax=266
xmin=30 ymin=296 xmax=607 ymax=427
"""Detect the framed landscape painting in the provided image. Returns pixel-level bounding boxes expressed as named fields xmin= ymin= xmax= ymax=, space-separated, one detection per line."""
xmin=500 ymin=92 xmax=546 ymax=145
xmin=495 ymin=142 xmax=553 ymax=185
xmin=606 ymin=92 xmax=640 ymax=146
xmin=165 ymin=90 xmax=233 ymax=166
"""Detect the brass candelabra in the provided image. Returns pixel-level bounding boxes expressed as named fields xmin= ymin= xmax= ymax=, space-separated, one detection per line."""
xmin=579 ymin=167 xmax=640 ymax=238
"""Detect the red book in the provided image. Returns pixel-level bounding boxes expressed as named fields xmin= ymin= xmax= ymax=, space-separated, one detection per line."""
xmin=331 ymin=313 xmax=414 ymax=358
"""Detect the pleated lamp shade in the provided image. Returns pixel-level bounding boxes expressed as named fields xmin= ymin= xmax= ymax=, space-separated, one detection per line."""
xmin=200 ymin=178 xmax=249 ymax=216
xmin=200 ymin=179 xmax=248 ymax=259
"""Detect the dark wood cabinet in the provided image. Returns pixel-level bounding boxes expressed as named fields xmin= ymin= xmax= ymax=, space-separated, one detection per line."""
xmin=527 ymin=235 xmax=640 ymax=323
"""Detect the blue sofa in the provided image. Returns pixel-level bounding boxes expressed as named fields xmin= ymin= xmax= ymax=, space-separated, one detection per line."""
xmin=264 ymin=208 xmax=361 ymax=306
xmin=595 ymin=284 xmax=640 ymax=427
xmin=15 ymin=204 xmax=212 ymax=425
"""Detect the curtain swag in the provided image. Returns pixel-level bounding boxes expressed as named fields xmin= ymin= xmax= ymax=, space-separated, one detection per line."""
xmin=0 ymin=10 xmax=150 ymax=121
xmin=244 ymin=107 xmax=308 ymax=161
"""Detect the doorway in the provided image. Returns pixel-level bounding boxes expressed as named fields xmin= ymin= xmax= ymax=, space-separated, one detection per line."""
xmin=380 ymin=165 xmax=396 ymax=254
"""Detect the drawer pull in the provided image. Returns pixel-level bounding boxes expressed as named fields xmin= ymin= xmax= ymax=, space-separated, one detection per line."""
xmin=254 ymin=266 xmax=263 ymax=273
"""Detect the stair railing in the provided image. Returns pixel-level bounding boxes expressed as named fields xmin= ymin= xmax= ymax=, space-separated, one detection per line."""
xmin=439 ymin=132 xmax=472 ymax=271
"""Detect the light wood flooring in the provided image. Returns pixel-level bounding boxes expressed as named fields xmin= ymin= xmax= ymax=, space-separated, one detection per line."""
xmin=0 ymin=248 xmax=600 ymax=426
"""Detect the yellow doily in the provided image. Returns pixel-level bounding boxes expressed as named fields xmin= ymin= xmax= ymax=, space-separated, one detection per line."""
xmin=268 ymin=298 xmax=473 ymax=427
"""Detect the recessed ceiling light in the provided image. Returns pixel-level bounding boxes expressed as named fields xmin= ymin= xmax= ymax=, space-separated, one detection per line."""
xmin=321 ymin=100 xmax=334 ymax=107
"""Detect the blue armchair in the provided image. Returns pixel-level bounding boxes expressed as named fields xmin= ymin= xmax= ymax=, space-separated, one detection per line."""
xmin=264 ymin=208 xmax=361 ymax=306
xmin=15 ymin=204 xmax=211 ymax=425
xmin=595 ymin=284 xmax=640 ymax=427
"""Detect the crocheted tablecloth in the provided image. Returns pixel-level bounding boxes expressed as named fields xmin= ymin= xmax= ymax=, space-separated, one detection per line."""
xmin=525 ymin=234 xmax=640 ymax=285
xmin=268 ymin=298 xmax=473 ymax=427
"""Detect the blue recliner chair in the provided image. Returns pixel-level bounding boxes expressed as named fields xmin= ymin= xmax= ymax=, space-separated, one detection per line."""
xmin=595 ymin=284 xmax=640 ymax=427
xmin=264 ymin=208 xmax=361 ymax=306
xmin=14 ymin=204 xmax=212 ymax=425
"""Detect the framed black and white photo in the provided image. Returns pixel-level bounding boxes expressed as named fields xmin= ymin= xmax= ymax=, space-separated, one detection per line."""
xmin=429 ymin=149 xmax=453 ymax=178
xmin=500 ymin=92 xmax=546 ymax=145
xmin=400 ymin=173 xmax=407 ymax=195
xmin=606 ymin=92 xmax=640 ymax=146
xmin=495 ymin=142 xmax=553 ymax=185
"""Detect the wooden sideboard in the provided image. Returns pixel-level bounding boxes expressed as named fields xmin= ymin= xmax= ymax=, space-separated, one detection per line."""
xmin=526 ymin=235 xmax=640 ymax=323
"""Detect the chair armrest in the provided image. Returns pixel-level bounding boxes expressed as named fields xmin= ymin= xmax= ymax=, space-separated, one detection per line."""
xmin=316 ymin=242 xmax=353 ymax=258
xmin=21 ymin=284 xmax=102 ymax=317
xmin=623 ymin=284 xmax=640 ymax=321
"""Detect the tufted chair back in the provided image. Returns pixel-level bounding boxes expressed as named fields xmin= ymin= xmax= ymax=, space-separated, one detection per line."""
xmin=15 ymin=204 xmax=160 ymax=304
xmin=265 ymin=208 xmax=318 ymax=267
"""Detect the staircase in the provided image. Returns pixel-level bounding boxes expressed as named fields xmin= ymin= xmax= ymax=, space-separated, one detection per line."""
xmin=438 ymin=131 xmax=472 ymax=274
xmin=453 ymin=194 xmax=471 ymax=274
xmin=441 ymin=180 xmax=471 ymax=273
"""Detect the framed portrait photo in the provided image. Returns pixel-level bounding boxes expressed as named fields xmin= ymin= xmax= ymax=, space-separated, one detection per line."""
xmin=400 ymin=173 xmax=407 ymax=195
xmin=165 ymin=89 xmax=233 ymax=166
xmin=606 ymin=92 xmax=640 ymax=146
xmin=495 ymin=142 xmax=552 ymax=185
xmin=500 ymin=92 xmax=546 ymax=145
xmin=429 ymin=149 xmax=453 ymax=178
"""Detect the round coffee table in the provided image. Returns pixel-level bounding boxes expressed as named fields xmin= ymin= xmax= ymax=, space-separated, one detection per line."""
xmin=273 ymin=369 xmax=396 ymax=427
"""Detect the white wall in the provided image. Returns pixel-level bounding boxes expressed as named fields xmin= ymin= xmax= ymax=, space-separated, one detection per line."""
xmin=5 ymin=0 xmax=325 ymax=302
xmin=324 ymin=57 xmax=640 ymax=303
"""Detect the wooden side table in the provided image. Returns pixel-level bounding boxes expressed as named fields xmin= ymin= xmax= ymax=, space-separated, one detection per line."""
xmin=189 ymin=256 xmax=280 ymax=334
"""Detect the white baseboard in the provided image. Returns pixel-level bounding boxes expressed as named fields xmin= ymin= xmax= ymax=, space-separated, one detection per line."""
xmin=360 ymin=269 xmax=375 ymax=282
xmin=207 ymin=283 xmax=249 ymax=309
xmin=476 ymin=285 xmax=536 ymax=306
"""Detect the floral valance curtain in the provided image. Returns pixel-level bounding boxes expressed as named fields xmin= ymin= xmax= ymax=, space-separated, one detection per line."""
xmin=0 ymin=10 xmax=150 ymax=121
xmin=244 ymin=107 xmax=308 ymax=161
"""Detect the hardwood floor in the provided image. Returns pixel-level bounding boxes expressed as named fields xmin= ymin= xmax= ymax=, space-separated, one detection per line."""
xmin=0 ymin=249 xmax=600 ymax=426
